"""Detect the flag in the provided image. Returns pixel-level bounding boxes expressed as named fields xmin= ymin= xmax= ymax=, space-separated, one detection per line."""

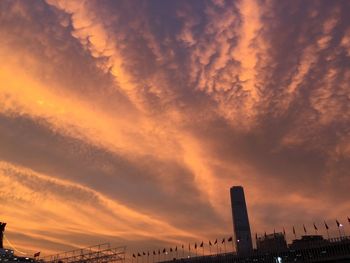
xmin=133 ymin=254 xmax=136 ymax=258
xmin=200 ymin=242 xmax=203 ymax=248
xmin=348 ymin=217 xmax=350 ymax=223
xmin=34 ymin=252 xmax=40 ymax=258
xmin=336 ymin=219 xmax=340 ymax=228
xmin=147 ymin=251 xmax=150 ymax=256
xmin=170 ymin=248 xmax=173 ymax=252
xmin=324 ymin=221 xmax=329 ymax=230
xmin=221 ymin=238 xmax=225 ymax=244
xmin=214 ymin=239 xmax=218 ymax=245
xmin=195 ymin=243 xmax=197 ymax=249
xmin=313 ymin=223 xmax=318 ymax=231
xmin=292 ymin=226 xmax=296 ymax=235
xmin=303 ymin=224 xmax=307 ymax=234
xmin=153 ymin=251 xmax=156 ymax=255
xmin=181 ymin=244 xmax=184 ymax=249
xmin=228 ymin=237 xmax=233 ymax=242
xmin=209 ymin=240 xmax=212 ymax=246
xmin=163 ymin=248 xmax=166 ymax=254
xmin=143 ymin=252 xmax=146 ymax=256
xmin=138 ymin=253 xmax=141 ymax=257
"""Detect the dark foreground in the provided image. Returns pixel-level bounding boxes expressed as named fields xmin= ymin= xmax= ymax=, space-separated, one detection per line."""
xmin=160 ymin=236 xmax=350 ymax=263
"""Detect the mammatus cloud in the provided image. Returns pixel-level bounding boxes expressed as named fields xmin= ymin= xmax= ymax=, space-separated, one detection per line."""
xmin=0 ymin=0 xmax=349 ymax=257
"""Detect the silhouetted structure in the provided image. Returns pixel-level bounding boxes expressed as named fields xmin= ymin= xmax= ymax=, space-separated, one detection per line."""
xmin=0 ymin=222 xmax=35 ymax=263
xmin=159 ymin=236 xmax=350 ymax=263
xmin=0 ymin=222 xmax=6 ymax=249
xmin=42 ymin=243 xmax=126 ymax=263
xmin=256 ymin=232 xmax=287 ymax=252
xmin=230 ymin=186 xmax=253 ymax=254
xmin=290 ymin=235 xmax=328 ymax=249
xmin=0 ymin=249 xmax=34 ymax=263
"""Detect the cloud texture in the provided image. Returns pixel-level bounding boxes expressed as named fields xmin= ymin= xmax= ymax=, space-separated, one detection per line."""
xmin=0 ymin=0 xmax=349 ymax=257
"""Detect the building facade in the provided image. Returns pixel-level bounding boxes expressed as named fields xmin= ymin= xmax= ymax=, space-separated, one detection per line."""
xmin=230 ymin=186 xmax=253 ymax=254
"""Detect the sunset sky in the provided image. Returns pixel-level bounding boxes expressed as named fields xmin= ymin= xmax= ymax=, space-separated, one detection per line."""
xmin=1 ymin=0 xmax=350 ymax=258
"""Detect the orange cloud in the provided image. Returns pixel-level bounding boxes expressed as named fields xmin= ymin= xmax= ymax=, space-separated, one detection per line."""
xmin=0 ymin=0 xmax=349 ymax=256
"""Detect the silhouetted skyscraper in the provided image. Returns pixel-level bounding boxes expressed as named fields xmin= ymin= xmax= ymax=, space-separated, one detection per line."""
xmin=230 ymin=186 xmax=253 ymax=254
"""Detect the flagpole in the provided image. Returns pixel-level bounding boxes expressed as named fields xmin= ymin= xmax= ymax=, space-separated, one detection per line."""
xmin=322 ymin=221 xmax=329 ymax=239
xmin=293 ymin=226 xmax=296 ymax=240
xmin=336 ymin=220 xmax=342 ymax=238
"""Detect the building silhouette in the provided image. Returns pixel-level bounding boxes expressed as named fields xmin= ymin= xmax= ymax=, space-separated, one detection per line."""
xmin=230 ymin=186 xmax=253 ymax=254
xmin=290 ymin=235 xmax=328 ymax=249
xmin=256 ymin=232 xmax=287 ymax=252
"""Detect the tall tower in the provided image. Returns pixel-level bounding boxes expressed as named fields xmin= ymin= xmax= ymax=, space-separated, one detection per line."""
xmin=230 ymin=186 xmax=253 ymax=254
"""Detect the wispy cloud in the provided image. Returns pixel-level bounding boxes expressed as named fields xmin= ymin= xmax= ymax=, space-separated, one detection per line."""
xmin=0 ymin=0 xmax=349 ymax=255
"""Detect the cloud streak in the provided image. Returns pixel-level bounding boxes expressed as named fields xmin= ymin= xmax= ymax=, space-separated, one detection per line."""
xmin=0 ymin=0 xmax=349 ymax=256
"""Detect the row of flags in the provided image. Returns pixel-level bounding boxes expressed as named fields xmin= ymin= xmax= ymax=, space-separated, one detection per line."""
xmin=256 ymin=218 xmax=350 ymax=240
xmin=132 ymin=237 xmax=235 ymax=258
xmin=257 ymin=218 xmax=349 ymax=238
xmin=290 ymin=218 xmax=348 ymax=236
xmin=132 ymin=217 xmax=350 ymax=259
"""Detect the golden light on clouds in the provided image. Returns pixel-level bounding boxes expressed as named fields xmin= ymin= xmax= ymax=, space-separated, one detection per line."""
xmin=0 ymin=0 xmax=349 ymax=257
